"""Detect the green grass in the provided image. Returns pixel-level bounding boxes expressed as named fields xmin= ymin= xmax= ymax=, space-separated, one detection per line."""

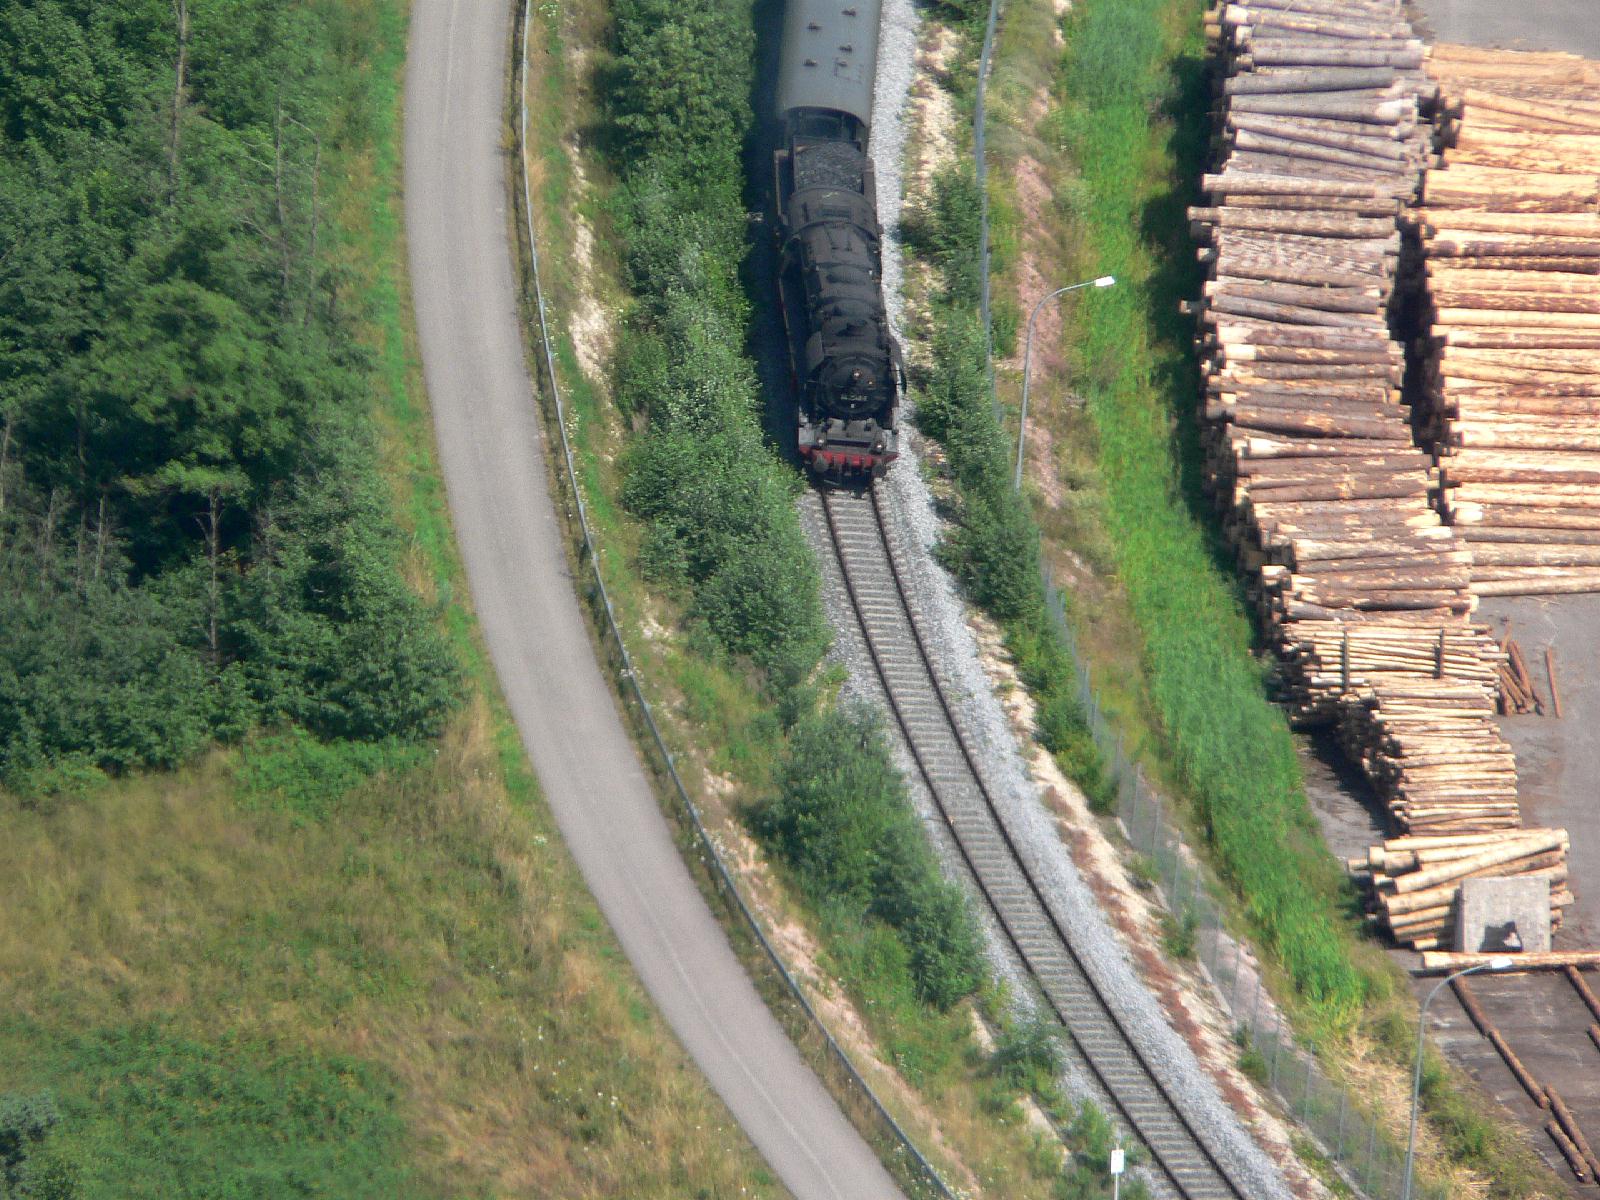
xmin=0 ymin=729 xmax=779 ymax=1198
xmin=1025 ymin=0 xmax=1365 ymax=1026
xmin=981 ymin=0 xmax=1560 ymax=1194
xmin=0 ymin=2 xmax=787 ymax=1195
xmin=4 ymin=1021 xmax=413 ymax=1198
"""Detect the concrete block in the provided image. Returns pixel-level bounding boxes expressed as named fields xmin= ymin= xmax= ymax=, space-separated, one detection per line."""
xmin=1456 ymin=876 xmax=1551 ymax=954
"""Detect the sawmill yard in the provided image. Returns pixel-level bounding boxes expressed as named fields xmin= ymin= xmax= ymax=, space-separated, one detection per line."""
xmin=1187 ymin=0 xmax=1600 ymax=1186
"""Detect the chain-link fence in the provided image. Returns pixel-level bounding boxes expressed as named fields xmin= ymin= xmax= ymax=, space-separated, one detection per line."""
xmin=1041 ymin=565 xmax=1446 ymax=1200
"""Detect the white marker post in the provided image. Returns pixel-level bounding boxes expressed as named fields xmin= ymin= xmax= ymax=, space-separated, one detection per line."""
xmin=1110 ymin=1144 xmax=1125 ymax=1200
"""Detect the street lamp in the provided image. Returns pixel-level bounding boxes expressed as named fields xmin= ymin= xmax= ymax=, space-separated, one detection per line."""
xmin=1014 ymin=274 xmax=1116 ymax=492
xmin=1402 ymin=956 xmax=1514 ymax=1200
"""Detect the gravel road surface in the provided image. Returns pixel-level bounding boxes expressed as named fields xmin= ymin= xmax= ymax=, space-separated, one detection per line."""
xmin=403 ymin=3 xmax=905 ymax=1196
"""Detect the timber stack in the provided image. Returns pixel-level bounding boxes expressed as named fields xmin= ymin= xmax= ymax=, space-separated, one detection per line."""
xmin=1349 ymin=829 xmax=1571 ymax=949
xmin=1417 ymin=47 xmax=1600 ymax=599
xmin=1192 ymin=1 xmax=1524 ymax=837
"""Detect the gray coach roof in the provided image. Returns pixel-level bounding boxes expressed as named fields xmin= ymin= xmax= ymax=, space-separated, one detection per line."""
xmin=775 ymin=0 xmax=880 ymax=129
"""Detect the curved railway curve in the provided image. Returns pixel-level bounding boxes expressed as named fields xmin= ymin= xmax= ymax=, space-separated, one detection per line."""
xmin=404 ymin=2 xmax=905 ymax=1196
xmin=818 ymin=486 xmax=1248 ymax=1200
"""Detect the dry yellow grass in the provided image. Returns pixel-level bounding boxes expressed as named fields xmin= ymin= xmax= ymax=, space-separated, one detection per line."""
xmin=0 ymin=1 xmax=785 ymax=1193
xmin=0 ymin=696 xmax=783 ymax=1198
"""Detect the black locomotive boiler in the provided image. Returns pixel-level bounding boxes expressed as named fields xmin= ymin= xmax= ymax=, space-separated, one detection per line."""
xmin=773 ymin=0 xmax=902 ymax=481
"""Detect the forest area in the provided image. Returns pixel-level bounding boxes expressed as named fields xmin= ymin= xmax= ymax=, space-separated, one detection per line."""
xmin=0 ymin=0 xmax=457 ymax=791
xmin=0 ymin=3 xmax=804 ymax=1197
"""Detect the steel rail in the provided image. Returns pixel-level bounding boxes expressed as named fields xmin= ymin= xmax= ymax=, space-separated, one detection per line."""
xmin=818 ymin=484 xmax=1247 ymax=1200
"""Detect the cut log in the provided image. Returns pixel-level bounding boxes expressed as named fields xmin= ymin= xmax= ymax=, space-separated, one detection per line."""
xmin=1421 ymin=952 xmax=1600 ymax=972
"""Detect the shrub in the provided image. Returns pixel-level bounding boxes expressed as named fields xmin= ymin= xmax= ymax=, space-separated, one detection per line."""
xmin=990 ymin=1015 xmax=1065 ymax=1092
xmin=1054 ymin=1100 xmax=1150 ymax=1200
xmin=227 ymin=421 xmax=461 ymax=744
xmin=607 ymin=0 xmax=829 ymax=698
xmin=606 ymin=0 xmax=989 ymax=1036
xmin=992 ymin=294 xmax=1021 ymax=358
xmin=0 ymin=0 xmax=461 ymax=783
xmin=607 ymin=0 xmax=753 ymax=197
xmin=754 ymin=705 xmax=983 ymax=1009
xmin=922 ymin=310 xmax=1043 ymax=623
xmin=1007 ymin=622 xmax=1117 ymax=814
xmin=1160 ymin=906 xmax=1197 ymax=960
xmin=0 ymin=1091 xmax=78 ymax=1200
xmin=902 ymin=166 xmax=985 ymax=307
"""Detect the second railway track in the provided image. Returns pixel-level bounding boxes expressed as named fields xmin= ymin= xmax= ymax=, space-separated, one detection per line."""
xmin=818 ymin=483 xmax=1246 ymax=1200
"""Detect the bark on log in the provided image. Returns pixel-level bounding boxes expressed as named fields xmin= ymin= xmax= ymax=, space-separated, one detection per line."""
xmin=1547 ymin=1122 xmax=1591 ymax=1184
xmin=1202 ymin=171 xmax=1397 ymax=198
xmin=1546 ymin=1088 xmax=1600 ymax=1182
xmin=1463 ymin=87 xmax=1600 ymax=134
xmin=1567 ymin=965 xmax=1600 ymax=1023
xmin=1226 ymin=66 xmax=1412 ymax=96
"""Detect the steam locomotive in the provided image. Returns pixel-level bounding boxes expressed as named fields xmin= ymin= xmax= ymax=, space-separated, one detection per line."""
xmin=774 ymin=0 xmax=902 ymax=481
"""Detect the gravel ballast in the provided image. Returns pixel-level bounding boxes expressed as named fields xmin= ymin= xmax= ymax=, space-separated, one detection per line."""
xmin=795 ymin=4 xmax=1299 ymax=1196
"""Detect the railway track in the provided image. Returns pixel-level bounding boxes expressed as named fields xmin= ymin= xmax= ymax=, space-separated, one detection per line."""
xmin=818 ymin=484 xmax=1247 ymax=1200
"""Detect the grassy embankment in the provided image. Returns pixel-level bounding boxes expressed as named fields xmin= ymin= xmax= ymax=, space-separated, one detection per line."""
xmin=0 ymin=3 xmax=784 ymax=1195
xmin=514 ymin=0 xmax=1158 ymax=1195
xmin=960 ymin=0 xmax=1556 ymax=1193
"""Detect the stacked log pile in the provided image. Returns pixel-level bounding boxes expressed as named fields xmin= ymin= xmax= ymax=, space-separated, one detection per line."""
xmin=1349 ymin=829 xmax=1570 ymax=949
xmin=1193 ymin=7 xmax=1573 ymax=946
xmin=1193 ymin=1 xmax=1522 ymax=835
xmin=1418 ymin=47 xmax=1600 ymax=597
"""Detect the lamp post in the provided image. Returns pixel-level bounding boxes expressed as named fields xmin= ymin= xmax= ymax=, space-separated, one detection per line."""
xmin=1403 ymin=956 xmax=1514 ymax=1200
xmin=1014 ymin=274 xmax=1116 ymax=492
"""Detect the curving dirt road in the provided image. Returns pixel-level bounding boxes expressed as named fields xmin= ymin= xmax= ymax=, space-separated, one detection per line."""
xmin=402 ymin=2 xmax=905 ymax=1197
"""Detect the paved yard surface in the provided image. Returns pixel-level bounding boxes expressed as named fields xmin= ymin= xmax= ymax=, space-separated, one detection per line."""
xmin=1410 ymin=0 xmax=1600 ymax=57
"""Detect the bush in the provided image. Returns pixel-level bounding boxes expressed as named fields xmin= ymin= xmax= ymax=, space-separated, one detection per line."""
xmin=922 ymin=310 xmax=1043 ymax=623
xmin=1053 ymin=1100 xmax=1150 ymax=1200
xmin=992 ymin=294 xmax=1021 ymax=358
xmin=0 ymin=572 xmax=219 ymax=779
xmin=607 ymin=0 xmax=987 ymax=1035
xmin=1007 ymin=621 xmax=1117 ymax=814
xmin=902 ymin=166 xmax=985 ymax=307
xmin=607 ymin=0 xmax=753 ymax=197
xmin=0 ymin=0 xmax=460 ymax=784
xmin=607 ymin=0 xmax=829 ymax=698
xmin=227 ymin=421 xmax=461 ymax=744
xmin=1160 ymin=906 xmax=1197 ymax=960
xmin=990 ymin=1015 xmax=1065 ymax=1092
xmin=754 ymin=705 xmax=983 ymax=1009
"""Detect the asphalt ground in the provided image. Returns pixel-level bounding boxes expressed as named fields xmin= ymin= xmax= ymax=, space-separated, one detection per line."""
xmin=403 ymin=2 xmax=905 ymax=1196
xmin=1409 ymin=0 xmax=1600 ymax=58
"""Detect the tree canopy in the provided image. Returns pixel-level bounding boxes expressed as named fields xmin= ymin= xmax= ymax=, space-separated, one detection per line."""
xmin=0 ymin=0 xmax=457 ymax=785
